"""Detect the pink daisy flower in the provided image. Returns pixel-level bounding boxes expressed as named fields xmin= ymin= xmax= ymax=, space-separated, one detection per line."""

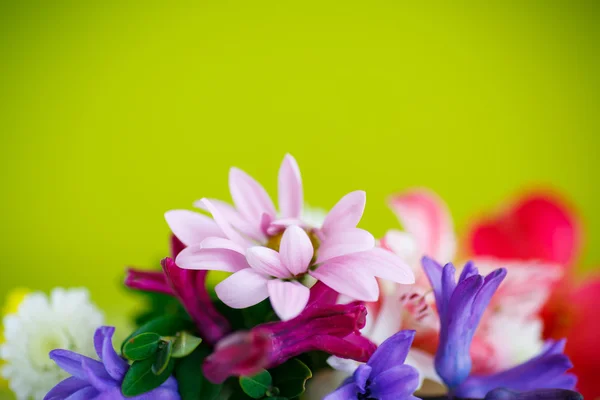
xmin=166 ymin=154 xmax=414 ymax=320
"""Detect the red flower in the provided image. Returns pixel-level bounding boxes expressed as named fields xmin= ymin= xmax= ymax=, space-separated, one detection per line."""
xmin=468 ymin=191 xmax=582 ymax=268
xmin=467 ymin=190 xmax=599 ymax=399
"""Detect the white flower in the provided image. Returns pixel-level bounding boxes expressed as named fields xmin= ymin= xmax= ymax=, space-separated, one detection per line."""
xmin=0 ymin=288 xmax=104 ymax=400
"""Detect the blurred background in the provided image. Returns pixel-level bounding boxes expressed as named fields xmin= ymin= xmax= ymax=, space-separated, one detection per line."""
xmin=1 ymin=1 xmax=598 ymax=326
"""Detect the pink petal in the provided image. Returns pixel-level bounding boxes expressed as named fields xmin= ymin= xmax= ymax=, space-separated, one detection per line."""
xmin=280 ymin=225 xmax=313 ymax=275
xmin=176 ymin=244 xmax=248 ymax=272
xmin=215 ymin=269 xmax=269 ymax=309
xmin=316 ymin=228 xmax=375 ymax=263
xmin=199 ymin=198 xmax=251 ymax=247
xmin=164 ymin=210 xmax=224 ymax=246
xmin=267 ymin=280 xmax=310 ymax=321
xmin=310 ymin=262 xmax=379 ymax=302
xmin=278 ymin=154 xmax=303 ymax=219
xmin=194 ymin=198 xmax=266 ymax=242
xmin=337 ymin=248 xmax=415 ymax=284
xmin=321 ymin=191 xmax=366 ymax=235
xmin=229 ymin=167 xmax=276 ymax=224
xmin=200 ymin=237 xmax=246 ymax=254
xmin=246 ymin=247 xmax=291 ymax=279
xmin=388 ymin=189 xmax=456 ymax=264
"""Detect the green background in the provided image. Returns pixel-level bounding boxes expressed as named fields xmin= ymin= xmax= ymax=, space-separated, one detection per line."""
xmin=1 ymin=1 xmax=598 ymax=321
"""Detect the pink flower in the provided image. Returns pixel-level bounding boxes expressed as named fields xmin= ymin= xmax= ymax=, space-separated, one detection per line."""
xmin=380 ymin=189 xmax=563 ymax=376
xmin=166 ymin=154 xmax=414 ymax=320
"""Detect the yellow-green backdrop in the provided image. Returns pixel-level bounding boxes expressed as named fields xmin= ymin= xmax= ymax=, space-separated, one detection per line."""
xmin=1 ymin=1 xmax=598 ymax=322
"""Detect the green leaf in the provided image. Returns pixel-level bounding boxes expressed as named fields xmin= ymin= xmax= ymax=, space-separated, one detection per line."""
xmin=121 ymin=356 xmax=175 ymax=397
xmin=121 ymin=315 xmax=192 ymax=353
xmin=122 ymin=332 xmax=161 ymax=361
xmin=175 ymin=346 xmax=222 ymax=400
xmin=267 ymin=398 xmax=288 ymax=400
xmin=239 ymin=369 xmax=272 ymax=399
xmin=171 ymin=331 xmax=203 ymax=358
xmin=152 ymin=340 xmax=173 ymax=375
xmin=270 ymin=358 xmax=312 ymax=399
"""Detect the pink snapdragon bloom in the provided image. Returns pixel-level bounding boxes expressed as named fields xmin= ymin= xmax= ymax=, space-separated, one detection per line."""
xmin=166 ymin=154 xmax=414 ymax=320
xmin=379 ymin=189 xmax=563 ymax=376
xmin=125 ymin=236 xmax=231 ymax=344
xmin=202 ymin=282 xmax=376 ymax=383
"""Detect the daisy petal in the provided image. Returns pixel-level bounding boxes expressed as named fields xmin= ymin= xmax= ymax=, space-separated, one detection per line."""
xmin=336 ymin=248 xmax=415 ymax=285
xmin=246 ymin=247 xmax=290 ymax=279
xmin=278 ymin=154 xmax=303 ymax=219
xmin=229 ymin=167 xmax=276 ymax=224
xmin=280 ymin=225 xmax=313 ymax=275
xmin=164 ymin=210 xmax=224 ymax=246
xmin=176 ymin=244 xmax=248 ymax=272
xmin=194 ymin=198 xmax=266 ymax=242
xmin=310 ymin=262 xmax=379 ymax=301
xmin=200 ymin=237 xmax=246 ymax=254
xmin=199 ymin=198 xmax=251 ymax=246
xmin=215 ymin=269 xmax=269 ymax=309
xmin=322 ymin=191 xmax=366 ymax=235
xmin=267 ymin=280 xmax=310 ymax=320
xmin=316 ymin=228 xmax=375 ymax=263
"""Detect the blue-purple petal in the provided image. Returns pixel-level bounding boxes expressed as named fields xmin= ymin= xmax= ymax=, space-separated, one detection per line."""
xmin=49 ymin=349 xmax=105 ymax=381
xmin=421 ymin=256 xmax=444 ymax=312
xmin=353 ymin=364 xmax=372 ymax=392
xmin=367 ymin=330 xmax=415 ymax=377
xmin=454 ymin=340 xmax=577 ymax=398
xmin=458 ymin=261 xmax=479 ymax=283
xmin=324 ymin=382 xmax=359 ymax=400
xmin=470 ymin=268 xmax=507 ymax=328
xmin=82 ymin=358 xmax=118 ymax=391
xmin=98 ymin=327 xmax=129 ymax=380
xmin=64 ymin=386 xmax=101 ymax=400
xmin=368 ymin=364 xmax=420 ymax=400
xmin=43 ymin=377 xmax=91 ymax=400
xmin=484 ymin=388 xmax=583 ymax=400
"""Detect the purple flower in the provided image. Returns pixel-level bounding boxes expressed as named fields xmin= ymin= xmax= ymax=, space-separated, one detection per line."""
xmin=484 ymin=388 xmax=583 ymax=400
xmin=422 ymin=257 xmax=507 ymax=388
xmin=125 ymin=236 xmax=231 ymax=345
xmin=44 ymin=326 xmax=179 ymax=400
xmin=324 ymin=330 xmax=420 ymax=400
xmin=455 ymin=339 xmax=577 ymax=398
xmin=202 ymin=282 xmax=376 ymax=383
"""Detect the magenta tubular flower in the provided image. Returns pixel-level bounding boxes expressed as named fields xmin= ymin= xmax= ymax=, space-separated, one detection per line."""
xmin=167 ymin=154 xmax=414 ymax=320
xmin=124 ymin=237 xmax=230 ymax=344
xmin=325 ymin=330 xmax=420 ymax=400
xmin=422 ymin=257 xmax=507 ymax=389
xmin=455 ymin=339 xmax=577 ymax=398
xmin=202 ymin=284 xmax=376 ymax=383
xmin=45 ymin=326 xmax=179 ymax=400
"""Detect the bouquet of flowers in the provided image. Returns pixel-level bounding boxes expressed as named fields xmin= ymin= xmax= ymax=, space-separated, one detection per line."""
xmin=1 ymin=154 xmax=596 ymax=400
